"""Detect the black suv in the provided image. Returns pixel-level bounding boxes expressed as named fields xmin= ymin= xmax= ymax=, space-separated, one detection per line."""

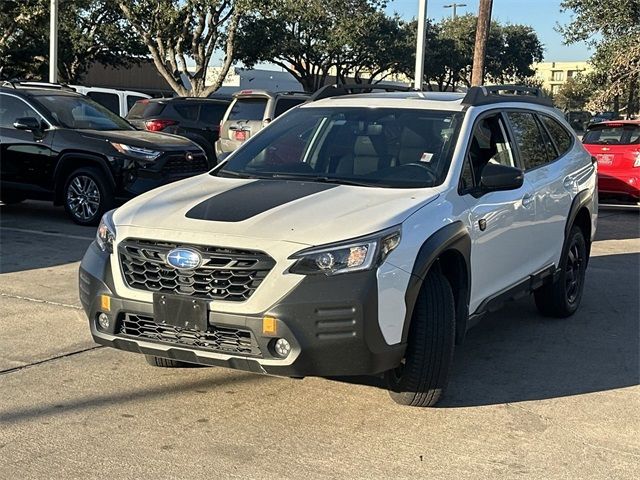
xmin=0 ymin=84 xmax=209 ymax=225
xmin=126 ymin=97 xmax=231 ymax=166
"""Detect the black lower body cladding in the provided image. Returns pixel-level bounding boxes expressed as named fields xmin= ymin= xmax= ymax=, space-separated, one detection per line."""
xmin=79 ymin=242 xmax=404 ymax=377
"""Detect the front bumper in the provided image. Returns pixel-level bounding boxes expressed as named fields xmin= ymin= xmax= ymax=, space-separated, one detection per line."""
xmin=79 ymin=242 xmax=405 ymax=377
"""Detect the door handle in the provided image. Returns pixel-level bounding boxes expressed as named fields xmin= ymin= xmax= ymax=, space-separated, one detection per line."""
xmin=522 ymin=193 xmax=534 ymax=208
xmin=563 ymin=177 xmax=575 ymax=189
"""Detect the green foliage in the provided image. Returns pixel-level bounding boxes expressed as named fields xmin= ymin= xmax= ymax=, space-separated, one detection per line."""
xmin=1 ymin=0 xmax=146 ymax=82
xmin=553 ymin=76 xmax=595 ymax=111
xmin=559 ymin=0 xmax=640 ymax=115
xmin=401 ymin=14 xmax=544 ymax=90
xmin=119 ymin=0 xmax=252 ymax=97
xmin=235 ymin=0 xmax=392 ymax=92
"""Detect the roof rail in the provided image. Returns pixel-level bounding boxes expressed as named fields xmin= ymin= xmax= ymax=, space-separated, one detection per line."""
xmin=309 ymin=83 xmax=413 ymax=101
xmin=1 ymin=80 xmax=17 ymax=89
xmin=462 ymin=85 xmax=553 ymax=107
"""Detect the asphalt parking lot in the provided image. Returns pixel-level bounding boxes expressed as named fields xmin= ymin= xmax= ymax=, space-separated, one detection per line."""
xmin=0 ymin=201 xmax=638 ymax=479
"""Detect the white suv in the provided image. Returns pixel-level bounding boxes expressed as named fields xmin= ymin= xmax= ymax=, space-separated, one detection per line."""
xmin=79 ymin=85 xmax=597 ymax=407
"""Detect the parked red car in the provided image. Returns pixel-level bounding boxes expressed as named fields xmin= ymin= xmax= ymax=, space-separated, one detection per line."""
xmin=582 ymin=120 xmax=640 ymax=204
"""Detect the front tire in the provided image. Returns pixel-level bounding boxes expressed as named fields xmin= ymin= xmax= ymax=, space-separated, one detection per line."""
xmin=63 ymin=167 xmax=113 ymax=226
xmin=534 ymin=226 xmax=587 ymax=318
xmin=385 ymin=268 xmax=456 ymax=407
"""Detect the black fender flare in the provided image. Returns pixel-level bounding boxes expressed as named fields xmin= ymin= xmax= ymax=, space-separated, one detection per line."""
xmin=53 ymin=152 xmax=116 ymax=202
xmin=565 ymin=189 xmax=592 ymax=239
xmin=401 ymin=221 xmax=471 ymax=345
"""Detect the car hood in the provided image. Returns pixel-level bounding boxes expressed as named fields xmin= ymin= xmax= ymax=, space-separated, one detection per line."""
xmin=78 ymin=129 xmax=198 ymax=150
xmin=113 ymin=174 xmax=440 ymax=246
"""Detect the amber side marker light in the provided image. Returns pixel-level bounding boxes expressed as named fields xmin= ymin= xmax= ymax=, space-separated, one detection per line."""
xmin=100 ymin=295 xmax=111 ymax=312
xmin=262 ymin=316 xmax=277 ymax=336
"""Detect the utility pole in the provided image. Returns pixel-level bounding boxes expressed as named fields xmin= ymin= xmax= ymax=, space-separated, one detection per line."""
xmin=444 ymin=3 xmax=467 ymax=19
xmin=414 ymin=0 xmax=428 ymax=90
xmin=471 ymin=0 xmax=493 ymax=86
xmin=49 ymin=0 xmax=58 ymax=83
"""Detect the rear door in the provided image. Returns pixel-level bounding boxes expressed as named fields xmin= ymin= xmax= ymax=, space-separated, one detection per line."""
xmin=505 ymin=110 xmax=576 ymax=270
xmin=220 ymin=96 xmax=269 ymax=145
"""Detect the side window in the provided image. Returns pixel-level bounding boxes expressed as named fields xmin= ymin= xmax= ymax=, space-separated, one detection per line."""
xmin=174 ymin=103 xmax=200 ymax=121
xmin=273 ymin=98 xmax=304 ymax=118
xmin=126 ymin=95 xmax=147 ymax=111
xmin=540 ymin=115 xmax=572 ymax=155
xmin=506 ymin=112 xmax=550 ymax=170
xmin=461 ymin=113 xmax=515 ymax=192
xmin=87 ymin=92 xmax=120 ymax=115
xmin=536 ymin=117 xmax=558 ymax=161
xmin=0 ymin=95 xmax=40 ymax=128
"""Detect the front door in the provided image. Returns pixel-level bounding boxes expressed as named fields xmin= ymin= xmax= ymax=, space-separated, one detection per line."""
xmin=0 ymin=94 xmax=56 ymax=192
xmin=459 ymin=112 xmax=538 ymax=313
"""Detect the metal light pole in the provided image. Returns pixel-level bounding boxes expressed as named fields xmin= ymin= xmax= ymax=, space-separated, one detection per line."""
xmin=414 ymin=0 xmax=428 ymax=90
xmin=49 ymin=0 xmax=58 ymax=83
xmin=444 ymin=3 xmax=467 ymax=19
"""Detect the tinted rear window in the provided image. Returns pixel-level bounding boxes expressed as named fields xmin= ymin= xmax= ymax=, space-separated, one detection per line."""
xmin=228 ymin=98 xmax=267 ymax=121
xmin=199 ymin=103 xmax=228 ymax=124
xmin=583 ymin=125 xmax=640 ymax=145
xmin=127 ymin=95 xmax=148 ymax=111
xmin=126 ymin=101 xmax=166 ymax=119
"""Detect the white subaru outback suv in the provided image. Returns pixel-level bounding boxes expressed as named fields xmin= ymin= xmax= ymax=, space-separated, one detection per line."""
xmin=79 ymin=85 xmax=597 ymax=407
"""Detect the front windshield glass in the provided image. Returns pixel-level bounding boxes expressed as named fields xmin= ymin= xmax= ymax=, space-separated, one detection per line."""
xmin=36 ymin=94 xmax=133 ymax=131
xmin=217 ymin=107 xmax=464 ymax=188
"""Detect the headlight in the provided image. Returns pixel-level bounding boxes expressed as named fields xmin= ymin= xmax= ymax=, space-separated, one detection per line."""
xmin=110 ymin=142 xmax=161 ymax=161
xmin=96 ymin=210 xmax=116 ymax=253
xmin=289 ymin=227 xmax=401 ymax=276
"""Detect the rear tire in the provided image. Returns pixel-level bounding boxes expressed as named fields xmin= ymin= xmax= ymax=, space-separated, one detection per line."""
xmin=63 ymin=167 xmax=113 ymax=226
xmin=144 ymin=355 xmax=204 ymax=368
xmin=385 ymin=268 xmax=456 ymax=407
xmin=534 ymin=226 xmax=587 ymax=318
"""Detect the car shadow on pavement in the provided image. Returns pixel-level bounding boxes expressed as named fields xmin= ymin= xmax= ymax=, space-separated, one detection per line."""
xmin=595 ymin=210 xmax=639 ymax=241
xmin=334 ymin=252 xmax=640 ymax=407
xmin=0 ymin=201 xmax=94 ymax=273
xmin=0 ymin=368 xmax=270 ymax=424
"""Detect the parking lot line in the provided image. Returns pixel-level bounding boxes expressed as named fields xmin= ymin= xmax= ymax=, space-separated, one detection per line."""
xmin=0 ymin=226 xmax=94 ymax=241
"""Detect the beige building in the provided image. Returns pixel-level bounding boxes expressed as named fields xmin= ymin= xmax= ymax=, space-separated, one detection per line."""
xmin=532 ymin=61 xmax=592 ymax=94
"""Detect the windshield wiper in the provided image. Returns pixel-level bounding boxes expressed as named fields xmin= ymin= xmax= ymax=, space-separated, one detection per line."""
xmin=216 ymin=170 xmax=267 ymax=179
xmin=270 ymin=173 xmax=377 ymax=187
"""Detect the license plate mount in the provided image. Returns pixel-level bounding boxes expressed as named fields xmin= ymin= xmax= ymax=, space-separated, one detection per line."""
xmin=596 ymin=154 xmax=614 ymax=166
xmin=153 ymin=293 xmax=208 ymax=331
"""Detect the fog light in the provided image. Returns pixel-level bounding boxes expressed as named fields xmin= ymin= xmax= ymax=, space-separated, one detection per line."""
xmin=274 ymin=338 xmax=291 ymax=358
xmin=97 ymin=312 xmax=110 ymax=330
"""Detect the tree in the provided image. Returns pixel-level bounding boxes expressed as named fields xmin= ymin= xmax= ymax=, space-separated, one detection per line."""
xmin=559 ymin=0 xmax=640 ymax=116
xmin=553 ymin=76 xmax=595 ymax=111
xmin=409 ymin=15 xmax=543 ymax=90
xmin=1 ymin=0 xmax=146 ymax=82
xmin=118 ymin=0 xmax=250 ymax=97
xmin=235 ymin=0 xmax=389 ymax=92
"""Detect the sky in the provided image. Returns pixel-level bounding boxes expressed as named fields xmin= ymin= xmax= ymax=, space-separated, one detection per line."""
xmin=386 ymin=0 xmax=592 ymax=61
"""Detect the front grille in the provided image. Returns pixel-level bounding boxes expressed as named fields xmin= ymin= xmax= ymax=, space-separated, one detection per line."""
xmin=119 ymin=313 xmax=261 ymax=356
xmin=161 ymin=153 xmax=209 ymax=175
xmin=119 ymin=239 xmax=275 ymax=301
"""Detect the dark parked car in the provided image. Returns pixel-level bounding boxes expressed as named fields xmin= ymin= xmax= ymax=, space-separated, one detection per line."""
xmin=0 ymin=83 xmax=209 ymax=225
xmin=126 ymin=97 xmax=230 ymax=165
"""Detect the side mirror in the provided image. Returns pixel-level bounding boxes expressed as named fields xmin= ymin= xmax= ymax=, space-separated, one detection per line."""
xmin=480 ymin=163 xmax=524 ymax=192
xmin=13 ymin=117 xmax=43 ymax=132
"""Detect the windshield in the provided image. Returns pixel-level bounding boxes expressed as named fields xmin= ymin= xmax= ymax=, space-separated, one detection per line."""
xmin=217 ymin=107 xmax=464 ymax=188
xmin=583 ymin=124 xmax=640 ymax=145
xmin=36 ymin=94 xmax=133 ymax=130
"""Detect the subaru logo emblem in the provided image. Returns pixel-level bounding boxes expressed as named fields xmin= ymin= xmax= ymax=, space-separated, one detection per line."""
xmin=166 ymin=248 xmax=202 ymax=270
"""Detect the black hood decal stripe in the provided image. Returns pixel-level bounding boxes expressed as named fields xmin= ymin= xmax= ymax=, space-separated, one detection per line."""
xmin=185 ymin=180 xmax=338 ymax=222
